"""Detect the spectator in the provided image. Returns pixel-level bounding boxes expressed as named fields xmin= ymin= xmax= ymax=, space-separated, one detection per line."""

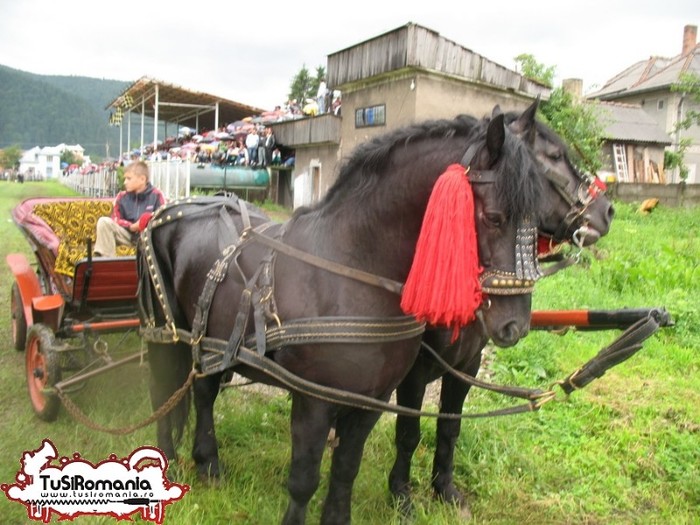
xmin=245 ymin=128 xmax=260 ymax=166
xmin=94 ymin=161 xmax=165 ymax=257
xmin=236 ymin=139 xmax=249 ymax=165
xmin=317 ymin=78 xmax=328 ymax=114
xmin=257 ymin=128 xmax=276 ymax=167
xmin=271 ymin=148 xmax=282 ymax=165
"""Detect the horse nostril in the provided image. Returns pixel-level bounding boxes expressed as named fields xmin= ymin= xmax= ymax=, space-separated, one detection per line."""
xmin=607 ymin=204 xmax=615 ymax=222
xmin=497 ymin=321 xmax=524 ymax=347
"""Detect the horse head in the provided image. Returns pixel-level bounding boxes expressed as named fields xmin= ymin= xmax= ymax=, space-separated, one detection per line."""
xmin=504 ymin=100 xmax=615 ymax=249
xmin=462 ymin=114 xmax=543 ymax=347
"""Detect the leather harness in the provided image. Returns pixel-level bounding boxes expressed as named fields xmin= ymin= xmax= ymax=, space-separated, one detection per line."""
xmin=136 ymin=160 xmax=658 ymax=420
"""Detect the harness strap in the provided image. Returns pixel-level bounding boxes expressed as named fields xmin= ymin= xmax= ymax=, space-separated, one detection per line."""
xmin=248 ymin=229 xmax=405 ymax=296
xmin=186 ymin=316 xmax=426 ymax=375
xmin=140 ymin=197 xmax=259 ymax=337
xmin=191 ymin=201 xmax=256 ymax=353
xmin=419 ymin=341 xmax=546 ymax=401
xmin=263 ymin=316 xmax=426 ymax=350
xmin=231 ymin=342 xmax=541 ymax=419
xmin=558 ymin=309 xmax=663 ymax=394
xmin=155 ymin=323 xmax=541 ymax=420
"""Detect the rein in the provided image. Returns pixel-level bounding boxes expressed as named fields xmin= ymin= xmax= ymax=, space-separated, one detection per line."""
xmin=420 ymin=308 xmax=665 ymax=414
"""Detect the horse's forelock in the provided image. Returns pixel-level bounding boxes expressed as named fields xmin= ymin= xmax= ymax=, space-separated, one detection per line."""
xmin=492 ymin=128 xmax=544 ymax=224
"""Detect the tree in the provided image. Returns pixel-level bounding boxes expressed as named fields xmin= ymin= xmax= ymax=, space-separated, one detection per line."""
xmin=0 ymin=145 xmax=23 ymax=171
xmin=60 ymin=149 xmax=81 ymax=167
xmin=540 ymin=87 xmax=606 ymax=174
xmin=667 ymin=72 xmax=700 ymax=181
xmin=514 ymin=53 xmax=556 ymax=88
xmin=515 ymin=54 xmax=605 ymax=174
xmin=288 ymin=65 xmax=326 ymax=105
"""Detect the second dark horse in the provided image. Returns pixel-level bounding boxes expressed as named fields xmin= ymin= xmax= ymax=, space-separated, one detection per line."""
xmin=388 ymin=102 xmax=615 ymax=517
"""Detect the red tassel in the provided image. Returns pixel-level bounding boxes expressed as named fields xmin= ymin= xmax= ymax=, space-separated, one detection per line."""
xmin=401 ymin=164 xmax=482 ymax=339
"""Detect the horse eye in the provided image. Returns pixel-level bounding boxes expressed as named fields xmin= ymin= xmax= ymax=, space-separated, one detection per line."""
xmin=484 ymin=212 xmax=505 ymax=227
xmin=549 ymin=151 xmax=563 ymax=161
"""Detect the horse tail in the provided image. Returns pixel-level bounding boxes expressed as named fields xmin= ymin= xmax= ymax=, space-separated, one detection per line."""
xmin=148 ymin=340 xmax=192 ymax=448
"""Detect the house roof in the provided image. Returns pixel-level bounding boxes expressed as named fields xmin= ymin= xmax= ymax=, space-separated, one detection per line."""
xmin=595 ymin=102 xmax=672 ymax=144
xmin=106 ymin=76 xmax=264 ymax=131
xmin=589 ymin=45 xmax=699 ymax=99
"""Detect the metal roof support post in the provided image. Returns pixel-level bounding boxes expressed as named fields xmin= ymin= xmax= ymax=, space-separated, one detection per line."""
xmin=140 ymin=96 xmax=146 ymax=159
xmin=154 ymin=83 xmax=160 ymax=160
xmin=119 ymin=121 xmax=123 ymax=162
xmin=215 ymin=102 xmax=220 ymax=131
xmin=127 ymin=110 xmax=132 ymax=161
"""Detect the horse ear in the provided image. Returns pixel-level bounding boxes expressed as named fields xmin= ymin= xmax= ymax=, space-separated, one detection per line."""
xmin=486 ymin=113 xmax=505 ymax=161
xmin=510 ymin=96 xmax=539 ymax=146
xmin=491 ymin=105 xmax=502 ymax=117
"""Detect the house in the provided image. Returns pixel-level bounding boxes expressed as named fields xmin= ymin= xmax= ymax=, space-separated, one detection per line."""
xmin=594 ymin=102 xmax=672 ymax=183
xmin=270 ymin=23 xmax=551 ymax=208
xmin=588 ymin=24 xmax=700 ymax=184
xmin=19 ymin=143 xmax=85 ymax=179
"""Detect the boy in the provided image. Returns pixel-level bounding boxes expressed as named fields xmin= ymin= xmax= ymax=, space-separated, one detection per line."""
xmin=94 ymin=161 xmax=165 ymax=257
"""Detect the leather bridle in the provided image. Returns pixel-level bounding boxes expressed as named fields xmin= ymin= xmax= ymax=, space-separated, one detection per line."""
xmin=460 ymin=144 xmax=543 ymax=296
xmin=541 ymin=162 xmax=607 ymax=248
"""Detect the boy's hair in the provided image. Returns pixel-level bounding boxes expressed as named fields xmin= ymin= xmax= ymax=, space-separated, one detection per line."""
xmin=125 ymin=160 xmax=150 ymax=181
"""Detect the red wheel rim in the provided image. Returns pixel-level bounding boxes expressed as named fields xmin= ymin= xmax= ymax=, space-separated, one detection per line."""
xmin=26 ymin=337 xmax=48 ymax=411
xmin=11 ymin=291 xmax=19 ymax=342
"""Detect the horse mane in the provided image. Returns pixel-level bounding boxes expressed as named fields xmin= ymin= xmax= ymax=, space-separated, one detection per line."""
xmin=297 ymin=113 xmax=542 ymax=223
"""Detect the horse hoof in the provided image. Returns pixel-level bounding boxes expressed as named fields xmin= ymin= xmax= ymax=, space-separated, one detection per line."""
xmin=456 ymin=502 xmax=472 ymax=521
xmin=435 ymin=486 xmax=471 ymax=520
xmin=390 ymin=490 xmax=414 ymax=519
xmin=198 ymin=472 xmax=222 ymax=487
xmin=393 ymin=495 xmax=415 ymax=522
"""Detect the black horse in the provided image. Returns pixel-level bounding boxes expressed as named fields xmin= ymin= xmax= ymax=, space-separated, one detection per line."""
xmin=388 ymin=102 xmax=615 ymax=517
xmin=141 ymin=113 xmax=546 ymax=525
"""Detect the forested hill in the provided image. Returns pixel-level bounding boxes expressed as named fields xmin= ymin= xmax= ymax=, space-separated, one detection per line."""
xmin=0 ymin=65 xmax=129 ymax=159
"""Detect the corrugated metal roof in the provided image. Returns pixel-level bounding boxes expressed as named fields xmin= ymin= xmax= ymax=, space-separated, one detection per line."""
xmin=106 ymin=76 xmax=264 ymax=130
xmin=589 ymin=46 xmax=699 ymax=99
xmin=595 ymin=102 xmax=672 ymax=144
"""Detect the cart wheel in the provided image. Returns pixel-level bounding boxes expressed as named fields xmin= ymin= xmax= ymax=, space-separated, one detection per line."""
xmin=25 ymin=324 xmax=62 ymax=422
xmin=11 ymin=282 xmax=27 ymax=352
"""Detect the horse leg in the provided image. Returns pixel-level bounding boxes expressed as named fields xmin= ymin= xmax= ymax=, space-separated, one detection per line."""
xmin=192 ymin=372 xmax=224 ymax=481
xmin=388 ymin=367 xmax=428 ymax=514
xmin=148 ymin=341 xmax=192 ymax=463
xmin=321 ymin=408 xmax=383 ymax=525
xmin=282 ymin=394 xmax=336 ymax=525
xmin=431 ymin=350 xmax=482 ymax=516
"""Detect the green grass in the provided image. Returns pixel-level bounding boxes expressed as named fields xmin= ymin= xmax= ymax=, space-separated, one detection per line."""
xmin=0 ymin=184 xmax=698 ymax=523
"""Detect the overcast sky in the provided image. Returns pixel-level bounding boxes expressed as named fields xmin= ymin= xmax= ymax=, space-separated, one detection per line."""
xmin=0 ymin=1 xmax=696 ymax=110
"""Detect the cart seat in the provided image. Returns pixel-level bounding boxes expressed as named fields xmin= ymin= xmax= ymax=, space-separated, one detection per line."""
xmin=32 ymin=200 xmax=136 ymax=277
xmin=71 ymin=257 xmax=138 ymax=307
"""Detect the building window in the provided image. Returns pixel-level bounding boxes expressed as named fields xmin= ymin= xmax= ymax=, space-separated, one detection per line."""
xmin=657 ymin=99 xmax=665 ymax=110
xmin=355 ymin=104 xmax=386 ymax=128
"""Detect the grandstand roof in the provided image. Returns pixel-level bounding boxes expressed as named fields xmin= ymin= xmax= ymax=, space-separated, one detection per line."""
xmin=106 ymin=76 xmax=264 ymax=132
